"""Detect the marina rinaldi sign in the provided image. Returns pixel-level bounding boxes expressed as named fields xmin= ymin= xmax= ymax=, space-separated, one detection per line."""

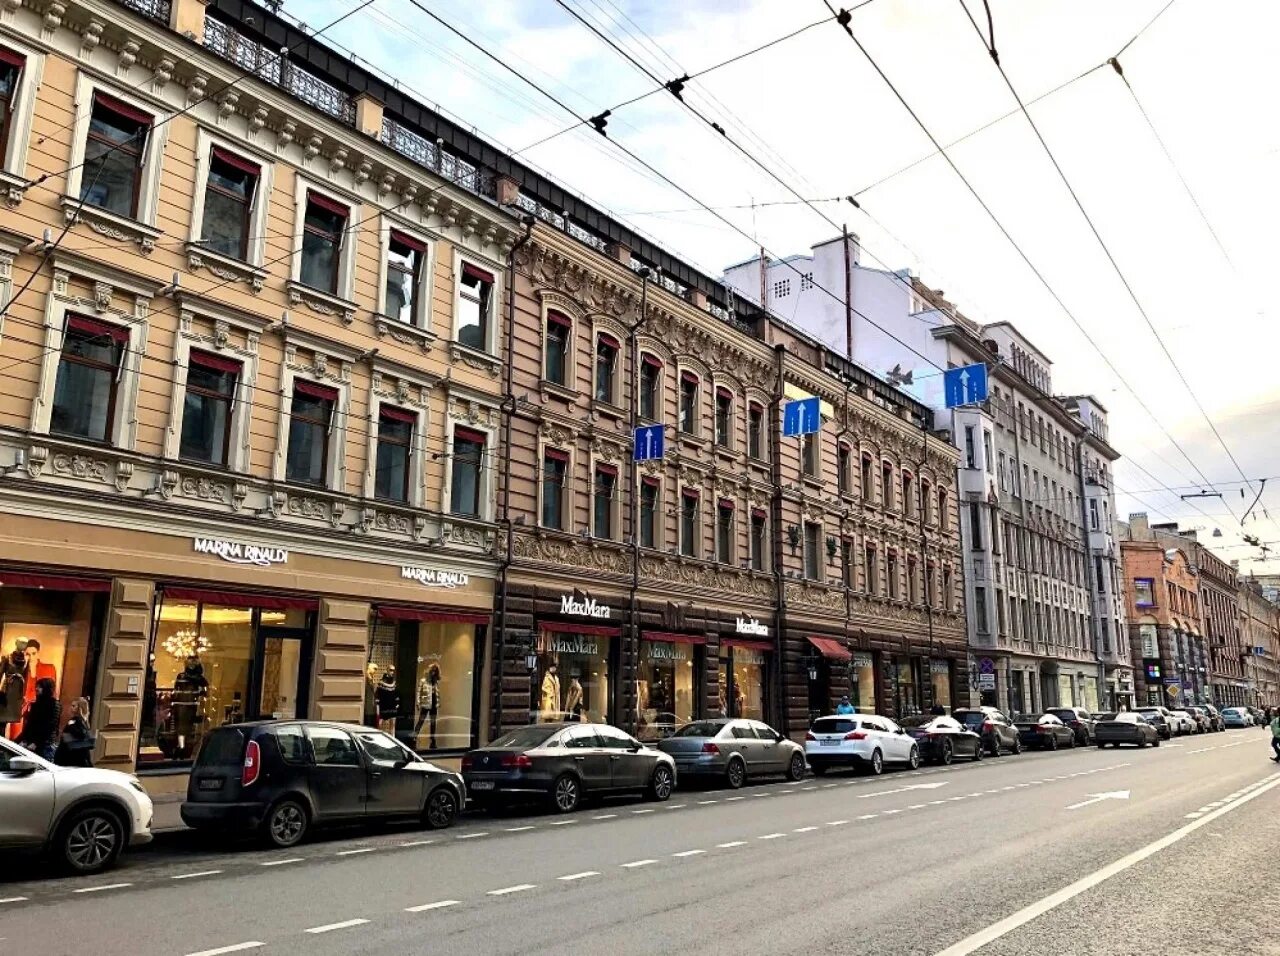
xmin=402 ymin=566 xmax=470 ymax=589
xmin=192 ymin=536 xmax=287 ymax=567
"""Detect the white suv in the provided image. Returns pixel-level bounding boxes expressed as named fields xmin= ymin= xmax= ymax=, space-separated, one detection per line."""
xmin=805 ymin=714 xmax=921 ymax=776
xmin=0 ymin=736 xmax=153 ymax=874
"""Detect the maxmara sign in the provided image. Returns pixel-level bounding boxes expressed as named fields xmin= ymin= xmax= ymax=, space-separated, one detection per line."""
xmin=401 ymin=566 xmax=470 ymax=589
xmin=735 ymin=616 xmax=769 ymax=637
xmin=192 ymin=536 xmax=288 ymax=567
xmin=561 ymin=594 xmax=613 ymax=619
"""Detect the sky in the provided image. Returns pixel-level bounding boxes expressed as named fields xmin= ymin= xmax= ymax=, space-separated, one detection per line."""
xmin=287 ymin=0 xmax=1280 ymax=571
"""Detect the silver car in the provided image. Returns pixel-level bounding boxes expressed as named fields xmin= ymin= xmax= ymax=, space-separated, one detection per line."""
xmin=1 ymin=736 xmax=153 ymax=874
xmin=656 ymin=718 xmax=806 ymax=788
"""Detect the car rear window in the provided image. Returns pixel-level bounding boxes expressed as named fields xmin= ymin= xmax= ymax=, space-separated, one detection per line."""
xmin=1097 ymin=713 xmax=1120 ymax=721
xmin=674 ymin=721 xmax=726 ymax=738
xmin=1048 ymin=709 xmax=1077 ymax=721
xmin=489 ymin=726 xmax=559 ymax=749
xmin=812 ymin=718 xmax=857 ymax=734
xmin=195 ymin=728 xmax=246 ymax=767
xmin=954 ymin=711 xmax=986 ymax=727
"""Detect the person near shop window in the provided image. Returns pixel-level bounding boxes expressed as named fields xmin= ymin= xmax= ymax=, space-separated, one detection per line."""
xmin=415 ymin=664 xmax=441 ymax=749
xmin=0 ymin=647 xmax=26 ymax=737
xmin=836 ymin=696 xmax=855 ymax=715
xmin=55 ymin=697 xmax=95 ymax=768
xmin=375 ymin=667 xmax=401 ymax=734
xmin=18 ymin=677 xmax=60 ymax=760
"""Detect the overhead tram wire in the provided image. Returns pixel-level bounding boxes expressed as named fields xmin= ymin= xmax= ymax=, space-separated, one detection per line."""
xmin=954 ymin=0 xmax=1254 ymax=527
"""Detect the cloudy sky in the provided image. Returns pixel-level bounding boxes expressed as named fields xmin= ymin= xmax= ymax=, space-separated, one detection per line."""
xmin=292 ymin=0 xmax=1280 ymax=569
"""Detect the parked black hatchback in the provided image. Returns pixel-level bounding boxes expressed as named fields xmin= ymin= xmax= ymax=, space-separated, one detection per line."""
xmin=181 ymin=721 xmax=466 ymax=847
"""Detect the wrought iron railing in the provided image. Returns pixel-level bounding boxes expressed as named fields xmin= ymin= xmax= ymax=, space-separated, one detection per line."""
xmin=119 ymin=0 xmax=171 ymax=24
xmin=379 ymin=117 xmax=492 ymax=197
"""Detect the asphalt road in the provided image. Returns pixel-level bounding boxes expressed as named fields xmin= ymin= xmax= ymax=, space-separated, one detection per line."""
xmin=3 ymin=728 xmax=1279 ymax=956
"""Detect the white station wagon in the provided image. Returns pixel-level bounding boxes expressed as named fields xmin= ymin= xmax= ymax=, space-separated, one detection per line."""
xmin=804 ymin=713 xmax=921 ymax=776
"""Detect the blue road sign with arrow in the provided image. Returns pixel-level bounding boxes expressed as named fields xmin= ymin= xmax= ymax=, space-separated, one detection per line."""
xmin=944 ymin=363 xmax=988 ymax=408
xmin=782 ymin=397 xmax=821 ymax=437
xmin=633 ymin=424 xmax=665 ymax=462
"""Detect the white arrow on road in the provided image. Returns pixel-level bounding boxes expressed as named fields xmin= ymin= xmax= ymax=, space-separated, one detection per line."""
xmin=1065 ymin=790 xmax=1130 ymax=811
xmin=856 ymin=781 xmax=949 ymax=800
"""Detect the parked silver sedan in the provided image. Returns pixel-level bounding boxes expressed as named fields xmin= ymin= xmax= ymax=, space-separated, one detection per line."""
xmin=655 ymin=718 xmax=806 ymax=789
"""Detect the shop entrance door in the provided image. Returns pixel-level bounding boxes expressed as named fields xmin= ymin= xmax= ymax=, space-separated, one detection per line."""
xmin=251 ymin=627 xmax=312 ymax=720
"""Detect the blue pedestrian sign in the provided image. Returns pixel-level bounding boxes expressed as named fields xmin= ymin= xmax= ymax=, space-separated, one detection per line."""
xmin=782 ymin=397 xmax=821 ymax=437
xmin=633 ymin=424 xmax=665 ymax=462
xmin=944 ymin=363 xmax=988 ymax=408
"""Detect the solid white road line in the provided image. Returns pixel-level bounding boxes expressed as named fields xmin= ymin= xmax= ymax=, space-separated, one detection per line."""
xmin=488 ymin=884 xmax=537 ymax=896
xmin=593 ymin=814 xmax=618 ymax=819
xmin=0 ymin=897 xmax=28 ymax=904
xmin=548 ymin=819 xmax=577 ymax=826
xmin=400 ymin=839 xmax=435 ymax=847
xmin=717 ymin=841 xmax=747 ymax=848
xmin=505 ymin=826 xmax=536 ymax=832
xmin=557 ymin=872 xmax=600 ymax=881
xmin=673 ymin=850 xmax=706 ymax=857
xmin=72 ymin=883 xmax=131 ymax=893
xmin=172 ymin=870 xmax=223 ymax=880
xmin=305 ymin=919 xmax=370 ymax=934
xmin=183 ymin=943 xmax=264 ymax=956
xmin=404 ymin=900 xmax=460 ymax=913
xmin=260 ymin=858 xmax=303 ymax=867
xmin=337 ymin=847 xmax=376 ymax=856
xmin=931 ymin=773 xmax=1280 ymax=956
xmin=621 ymin=860 xmax=657 ymax=868
xmin=456 ymin=832 xmax=489 ymax=839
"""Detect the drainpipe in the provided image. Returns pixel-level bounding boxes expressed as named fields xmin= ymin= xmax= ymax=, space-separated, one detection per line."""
xmin=771 ymin=343 xmax=788 ymax=734
xmin=626 ymin=269 xmax=649 ymax=732
xmin=492 ymin=215 xmax=534 ymax=741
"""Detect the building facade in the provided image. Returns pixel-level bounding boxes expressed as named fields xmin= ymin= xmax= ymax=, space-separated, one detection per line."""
xmin=1238 ymin=577 xmax=1280 ymax=707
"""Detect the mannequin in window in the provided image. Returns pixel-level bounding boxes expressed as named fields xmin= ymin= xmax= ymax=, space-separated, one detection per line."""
xmin=375 ymin=666 xmax=400 ymax=734
xmin=563 ymin=675 xmax=584 ymax=722
xmin=415 ymin=663 xmax=441 ymax=749
xmin=716 ymin=676 xmax=728 ymax=718
xmin=364 ymin=662 xmax=380 ymax=726
xmin=1 ymin=646 xmax=27 ymax=739
xmin=172 ymin=656 xmax=208 ymax=759
xmin=540 ymin=663 xmax=561 ymax=721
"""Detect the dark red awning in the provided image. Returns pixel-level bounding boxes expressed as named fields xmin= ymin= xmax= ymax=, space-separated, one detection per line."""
xmin=642 ymin=631 xmax=707 ymax=646
xmin=0 ymin=572 xmax=111 ymax=592
xmin=161 ymin=587 xmax=318 ymax=611
xmin=376 ymin=606 xmax=488 ymax=624
xmin=722 ymin=638 xmax=772 ymax=652
xmin=541 ymin=621 xmax=620 ymax=637
xmin=807 ymin=636 xmax=852 ymax=661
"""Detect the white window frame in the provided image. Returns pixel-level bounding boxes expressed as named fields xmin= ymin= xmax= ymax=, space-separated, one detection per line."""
xmin=0 ymin=35 xmax=44 ymax=193
xmin=289 ymin=177 xmax=359 ymax=308
xmin=452 ymin=250 xmax=503 ymax=355
xmin=187 ymin=127 xmax=274 ymax=271
xmin=375 ymin=217 xmax=435 ymax=333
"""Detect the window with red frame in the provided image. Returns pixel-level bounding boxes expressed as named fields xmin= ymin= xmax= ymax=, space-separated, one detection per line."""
xmin=180 ymin=350 xmax=240 ymax=466
xmin=542 ymin=448 xmax=569 ymax=530
xmin=545 ymin=311 xmax=571 ymax=385
xmin=201 ymin=147 xmax=259 ymax=260
xmin=375 ymin=406 xmax=416 ymax=502
xmin=50 ymin=315 xmax=128 ymax=442
xmin=680 ymin=488 xmax=700 ymax=557
xmin=595 ymin=333 xmax=619 ymax=404
xmin=594 ymin=463 xmax=617 ymax=539
xmin=450 ymin=428 xmax=485 ymax=516
xmin=714 ymin=388 xmax=733 ymax=449
xmin=385 ymin=230 xmax=426 ymax=324
xmin=300 ymin=191 xmax=348 ymax=294
xmin=286 ymin=381 xmax=337 ymax=486
xmin=716 ymin=499 xmax=734 ymax=563
xmin=639 ymin=354 xmax=661 ymax=420
xmin=81 ymin=92 xmax=151 ymax=218
xmin=0 ymin=48 xmax=25 ymax=167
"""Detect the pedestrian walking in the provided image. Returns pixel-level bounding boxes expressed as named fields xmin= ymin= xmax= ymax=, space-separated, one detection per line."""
xmin=54 ymin=697 xmax=95 ymax=767
xmin=1271 ymin=712 xmax=1280 ymax=763
xmin=835 ymin=696 xmax=855 ymax=715
xmin=17 ymin=677 xmax=60 ymax=760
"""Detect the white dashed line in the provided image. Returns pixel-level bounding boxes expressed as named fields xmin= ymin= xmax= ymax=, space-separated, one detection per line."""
xmin=337 ymin=847 xmax=376 ymax=856
xmin=183 ymin=944 xmax=264 ymax=956
xmin=456 ymin=832 xmax=489 ymax=839
xmin=883 ymin=809 xmax=904 ymax=815
xmin=260 ymin=858 xmax=303 ymax=867
xmin=698 ymin=800 xmax=719 ymax=805
xmin=717 ymin=841 xmax=747 ymax=848
xmin=793 ymin=826 xmax=818 ymax=833
xmin=929 ymin=800 xmax=947 ymax=805
xmin=752 ymin=792 xmax=772 ymax=798
xmin=802 ymin=786 xmax=818 ymax=791
xmin=632 ymin=809 xmax=656 ymax=814
xmin=0 ymin=897 xmax=29 ymax=904
xmin=558 ymin=872 xmax=600 ymax=881
xmin=1185 ymin=812 xmax=1204 ymax=819
xmin=504 ymin=826 xmax=536 ymax=832
xmin=759 ymin=833 xmax=785 ymax=839
xmin=823 ymin=783 xmax=839 ymax=789
xmin=488 ymin=884 xmax=537 ymax=896
xmin=673 ymin=849 xmax=706 ymax=857
xmin=665 ymin=804 xmax=685 ymax=810
xmin=400 ymin=839 xmax=435 ymax=847
xmin=594 ymin=814 xmax=619 ymax=819
xmin=305 ymin=919 xmax=369 ymax=934
xmin=725 ymin=796 xmax=745 ymax=802
xmin=172 ymin=870 xmax=223 ymax=880
xmin=858 ymin=813 xmax=877 ymax=820
xmin=404 ymin=900 xmax=460 ymax=913
xmin=548 ymin=819 xmax=577 ymax=826
xmin=73 ymin=883 xmax=131 ymax=894
xmin=621 ymin=860 xmax=657 ymax=868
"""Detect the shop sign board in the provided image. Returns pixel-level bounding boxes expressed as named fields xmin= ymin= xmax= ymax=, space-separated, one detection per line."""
xmin=977 ymin=673 xmax=997 ymax=691
xmin=192 ymin=536 xmax=288 ymax=567
xmin=560 ymin=594 xmax=612 ymax=619
xmin=735 ymin=616 xmax=769 ymax=637
xmin=852 ymin=653 xmax=874 ymax=670
xmin=539 ymin=633 xmax=600 ymax=656
xmin=401 ymin=566 xmax=470 ymax=589
xmin=644 ymin=641 xmax=689 ymax=662
xmin=930 ymin=659 xmax=951 ymax=675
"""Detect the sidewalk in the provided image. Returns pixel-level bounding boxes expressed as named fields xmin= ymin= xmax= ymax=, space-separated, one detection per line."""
xmin=150 ymin=792 xmax=188 ymax=834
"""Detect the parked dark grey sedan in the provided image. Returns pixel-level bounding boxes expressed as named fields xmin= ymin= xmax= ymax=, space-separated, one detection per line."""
xmin=462 ymin=723 xmax=675 ymax=813
xmin=655 ymin=718 xmax=806 ymax=788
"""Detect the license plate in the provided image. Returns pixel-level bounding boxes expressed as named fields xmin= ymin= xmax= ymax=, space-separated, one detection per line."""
xmin=470 ymin=780 xmax=495 ymax=791
xmin=820 ymin=740 xmax=841 ymax=746
xmin=197 ymin=778 xmax=223 ymax=791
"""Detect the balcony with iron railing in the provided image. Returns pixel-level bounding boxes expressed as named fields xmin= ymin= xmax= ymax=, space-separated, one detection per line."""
xmin=119 ymin=0 xmax=171 ymax=23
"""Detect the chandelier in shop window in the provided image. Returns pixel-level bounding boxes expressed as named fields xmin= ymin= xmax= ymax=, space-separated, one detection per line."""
xmin=162 ymin=629 xmax=210 ymax=659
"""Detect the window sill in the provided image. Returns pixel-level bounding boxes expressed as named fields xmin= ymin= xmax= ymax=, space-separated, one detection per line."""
xmin=286 ymin=280 xmax=357 ymax=325
xmin=801 ymin=476 xmax=824 ymax=492
xmin=373 ymin=314 xmax=437 ymax=352
xmin=448 ymin=340 xmax=502 ymax=379
xmin=714 ymin=446 xmax=740 ymax=464
xmin=678 ymin=433 xmax=708 ymax=451
xmin=0 ymin=170 xmax=24 ymax=208
xmin=540 ymin=380 xmax=580 ymax=403
xmin=747 ymin=454 xmax=770 ymax=469
xmin=186 ymin=242 xmax=268 ymax=291
xmin=62 ymin=196 xmax=164 ymax=253
xmin=590 ymin=399 xmax=626 ymax=421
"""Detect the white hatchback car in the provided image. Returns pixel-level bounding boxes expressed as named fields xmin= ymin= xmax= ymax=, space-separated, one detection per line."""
xmin=0 ymin=736 xmax=153 ymax=874
xmin=804 ymin=713 xmax=921 ymax=776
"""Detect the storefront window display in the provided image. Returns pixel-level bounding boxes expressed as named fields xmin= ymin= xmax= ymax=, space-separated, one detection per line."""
xmin=1081 ymin=676 xmax=1100 ymax=712
xmin=532 ymin=627 xmax=613 ymax=724
xmin=930 ymin=659 xmax=952 ymax=711
xmin=636 ymin=636 xmax=701 ymax=741
xmin=1057 ymin=674 xmax=1075 ymax=709
xmin=850 ymin=652 xmax=877 ymax=714
xmin=717 ymin=642 xmax=768 ymax=721
xmin=893 ymin=657 xmax=921 ymax=717
xmin=366 ymin=614 xmax=481 ymax=752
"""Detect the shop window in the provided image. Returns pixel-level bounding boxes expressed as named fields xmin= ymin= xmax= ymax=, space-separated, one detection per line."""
xmin=837 ymin=444 xmax=851 ymax=494
xmin=850 ymin=653 xmax=876 ymax=713
xmin=0 ymin=48 xmax=24 ymax=169
xmin=748 ymin=402 xmax=764 ymax=460
xmin=180 ymin=350 xmax=239 ymax=466
xmin=930 ymin=660 xmax=952 ymax=710
xmin=680 ymin=488 xmax=700 ymax=557
xmin=457 ymin=263 xmax=494 ymax=352
xmin=81 ymin=92 xmax=151 ymax=218
xmin=534 ymin=628 xmax=612 ymax=723
xmin=50 ymin=315 xmax=127 ymax=443
xmin=384 ymin=230 xmax=427 ymax=325
xmin=679 ymin=372 xmax=699 ymax=435
xmin=718 ymin=645 xmax=766 ymax=721
xmin=285 ymin=381 xmax=337 ymax=486
xmin=640 ymin=478 xmax=659 ymax=549
xmin=637 ymin=638 xmax=701 ymax=741
xmin=450 ymin=427 xmax=485 ymax=517
xmin=595 ymin=334 xmax=619 ymax=404
xmin=639 ymin=355 xmax=661 ymax=420
xmin=594 ymin=464 xmax=617 ymax=539
xmin=716 ymin=499 xmax=734 ymax=564
xmin=750 ymin=508 xmax=767 ymax=572
xmin=541 ymin=448 xmax=569 ymax=530
xmin=201 ymin=147 xmax=259 ymax=260
xmin=715 ymin=388 xmax=733 ymax=449
xmin=300 ymin=191 xmax=348 ymax=294
xmin=894 ymin=656 xmax=922 ymax=717
xmin=375 ymin=407 xmax=416 ymax=503
xmin=803 ymin=522 xmax=821 ymax=580
xmin=545 ymin=311 xmax=571 ymax=386
xmin=366 ymin=616 xmax=479 ymax=751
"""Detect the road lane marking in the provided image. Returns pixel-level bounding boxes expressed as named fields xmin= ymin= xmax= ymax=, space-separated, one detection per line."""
xmin=172 ymin=870 xmax=223 ymax=880
xmin=0 ymin=898 xmax=28 ymax=904
xmin=505 ymin=826 xmax=536 ymax=831
xmin=632 ymin=809 xmax=656 ymax=814
xmin=456 ymin=832 xmax=489 ymax=839
xmin=802 ymin=786 xmax=817 ymax=791
xmin=594 ymin=814 xmax=619 ymax=819
xmin=260 ymin=858 xmax=303 ymax=867
xmin=725 ymin=796 xmax=745 ymax=802
xmin=827 ymin=820 xmax=849 ymax=826
xmin=405 ymin=900 xmax=460 ymax=912
xmin=73 ymin=883 xmax=131 ymax=893
xmin=621 ymin=860 xmax=657 ymax=868
xmin=665 ymin=804 xmax=685 ymax=810
xmin=752 ymin=792 xmax=772 ymax=798
xmin=400 ymin=839 xmax=435 ymax=847
xmin=183 ymin=944 xmax=264 ymax=956
xmin=305 ymin=919 xmax=369 ymax=934
xmin=558 ymin=872 xmax=599 ymax=881
xmin=823 ymin=783 xmax=838 ymax=789
xmin=548 ymin=819 xmax=577 ymax=826
xmin=673 ymin=850 xmax=706 ymax=857
xmin=883 ymin=808 xmax=904 ymax=814
xmin=1184 ymin=812 xmax=1203 ymax=818
xmin=858 ymin=814 xmax=877 ymax=820
xmin=931 ymin=772 xmax=1280 ymax=956
xmin=794 ymin=826 xmax=818 ymax=832
xmin=758 ymin=833 xmax=785 ymax=839
xmin=717 ymin=841 xmax=746 ymax=848
xmin=488 ymin=884 xmax=537 ymax=895
xmin=337 ymin=847 xmax=376 ymax=856
xmin=698 ymin=800 xmax=719 ymax=805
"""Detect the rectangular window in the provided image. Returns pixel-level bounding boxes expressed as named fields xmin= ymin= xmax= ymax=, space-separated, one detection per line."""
xmin=450 ymin=427 xmax=485 ymax=516
xmin=865 ymin=546 xmax=878 ymax=595
xmin=975 ymin=585 xmax=989 ymax=634
xmin=640 ymin=478 xmax=659 ymax=549
xmin=51 ymin=315 xmax=127 ymax=443
xmin=750 ymin=509 xmax=767 ymax=571
xmin=996 ymin=590 xmax=1007 ymax=634
xmin=998 ymin=451 xmax=1008 ymax=493
xmin=943 ymin=567 xmax=953 ymax=612
xmin=1134 ymin=578 xmax=1156 ymax=608
xmin=842 ymin=539 xmax=854 ymax=587
xmin=887 ymin=552 xmax=899 ymax=599
xmin=679 ymin=372 xmax=699 ymax=435
xmin=640 ymin=355 xmax=661 ymax=420
xmin=925 ymin=564 xmax=936 ymax=607
xmin=457 ymin=263 xmax=494 ymax=351
xmin=748 ymin=403 xmax=764 ymax=459
xmin=881 ymin=463 xmax=893 ymax=508
xmin=595 ymin=334 xmax=619 ymax=404
xmin=902 ymin=472 xmax=914 ymax=518
xmin=374 ymin=407 xmax=415 ymax=502
xmin=804 ymin=522 xmax=822 ymax=581
xmin=802 ymin=433 xmax=819 ymax=477
xmin=862 ymin=455 xmax=874 ymax=500
xmin=81 ymin=92 xmax=150 ymax=217
xmin=542 ymin=449 xmax=569 ymax=530
xmin=715 ymin=388 xmax=733 ymax=448
xmin=938 ymin=490 xmax=949 ymax=531
xmin=300 ymin=192 xmax=347 ymax=294
xmin=680 ymin=489 xmax=699 ymax=557
xmin=907 ymin=557 xmax=918 ymax=604
xmin=180 ymin=350 xmax=239 ymax=466
xmin=716 ymin=499 xmax=734 ymax=563
xmin=964 ymin=425 xmax=976 ymax=469
xmin=1094 ymin=556 xmax=1105 ymax=594
xmin=385 ymin=230 xmax=426 ymax=325
xmin=922 ymin=481 xmax=932 ymax=524
xmin=969 ymin=502 xmax=983 ymax=550
xmin=366 ymin=617 xmax=477 ymax=752
xmin=545 ymin=311 xmax=571 ymax=386
xmin=285 ymin=381 xmax=336 ymax=486
xmin=983 ymin=430 xmax=994 ymax=474
xmin=838 ymin=444 xmax=851 ymax=494
xmin=1089 ymin=498 xmax=1099 ymax=530
xmin=594 ymin=464 xmax=617 ymax=539
xmin=201 ymin=147 xmax=258 ymax=260
xmin=0 ymin=48 xmax=24 ymax=166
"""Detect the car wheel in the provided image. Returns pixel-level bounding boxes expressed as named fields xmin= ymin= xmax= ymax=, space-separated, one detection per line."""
xmin=786 ymin=752 xmax=807 ymax=782
xmin=869 ymin=749 xmax=884 ymax=776
xmin=57 ymin=806 xmax=124 ymax=875
xmin=907 ymin=746 xmax=921 ymax=770
xmin=973 ymin=742 xmax=984 ymax=762
xmin=264 ymin=798 xmax=308 ymax=848
xmin=1152 ymin=738 xmax=1161 ymax=747
xmin=648 ymin=764 xmax=675 ymax=801
xmin=551 ymin=774 xmax=581 ymax=813
xmin=726 ymin=757 xmax=747 ymax=790
xmin=1012 ymin=738 xmax=1022 ymax=755
xmin=1047 ymin=734 xmax=1058 ymax=751
xmin=1067 ymin=733 xmax=1077 ymax=749
xmin=423 ymin=786 xmax=459 ymax=829
xmin=939 ymin=740 xmax=953 ymax=766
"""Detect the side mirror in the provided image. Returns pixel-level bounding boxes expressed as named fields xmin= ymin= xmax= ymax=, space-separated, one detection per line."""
xmin=9 ymin=756 xmax=41 ymax=774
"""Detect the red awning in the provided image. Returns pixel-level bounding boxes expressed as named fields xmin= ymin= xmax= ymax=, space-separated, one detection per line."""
xmin=210 ymin=145 xmax=260 ymax=177
xmin=307 ymin=190 xmax=349 ymax=218
xmin=0 ymin=48 xmax=27 ymax=69
xmin=378 ymin=405 xmax=418 ymax=424
xmin=376 ymin=606 xmax=488 ymax=624
xmin=541 ymin=621 xmax=620 ymax=637
xmin=723 ymin=638 xmax=772 ymax=652
xmin=389 ymin=229 xmax=427 ymax=255
xmin=294 ymin=379 xmax=338 ymax=402
xmin=94 ymin=90 xmax=152 ymax=126
xmin=161 ymin=587 xmax=318 ymax=611
xmin=642 ymin=631 xmax=707 ymax=645
xmin=463 ymin=263 xmax=495 ymax=284
xmin=0 ymin=571 xmax=111 ymax=592
xmin=807 ymin=636 xmax=852 ymax=661
xmin=67 ymin=314 xmax=129 ymax=343
xmin=189 ymin=349 xmax=243 ymax=375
